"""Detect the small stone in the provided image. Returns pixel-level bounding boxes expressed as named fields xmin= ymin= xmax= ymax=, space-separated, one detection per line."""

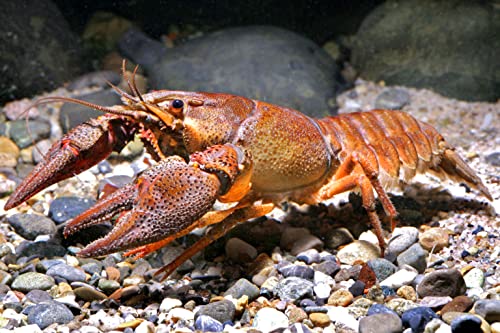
xmin=450 ymin=314 xmax=482 ymax=333
xmin=46 ymin=263 xmax=86 ymax=282
xmin=424 ymin=318 xmax=451 ymax=333
xmin=8 ymin=120 xmax=51 ymax=149
xmin=396 ymin=243 xmax=427 ymax=273
xmin=73 ymin=286 xmax=107 ymax=301
xmin=491 ymin=322 xmax=500 ymax=333
xmin=367 ymin=304 xmax=399 ymax=317
xmin=419 ymin=227 xmax=449 ymax=252
xmin=223 ymin=278 xmax=259 ymax=301
xmin=27 ymin=300 xmax=74 ymax=329
xmin=441 ymin=296 xmax=474 ymax=315
xmin=296 ymin=249 xmax=321 ymax=264
xmin=159 ymin=298 xmax=183 ymax=312
xmin=327 ymin=289 xmax=353 ymax=307
xmin=11 ymin=272 xmax=55 ymax=292
xmin=48 ymin=196 xmax=97 ymax=224
xmin=281 ymin=227 xmax=311 ymax=250
xmin=463 ymin=268 xmax=484 ymax=289
xmin=349 ymin=280 xmax=366 ymax=297
xmin=337 ymin=241 xmax=380 ymax=265
xmin=225 ymin=237 xmax=258 ymax=263
xmin=25 ymin=290 xmax=53 ymax=303
xmin=417 ymin=269 xmax=466 ymax=298
xmin=401 ymin=307 xmax=438 ymax=333
xmin=166 ymin=307 xmax=194 ymax=322
xmin=194 ymin=300 xmax=235 ymax=323
xmin=290 ymin=234 xmax=324 ymax=256
xmin=485 ymin=152 xmax=500 ymax=166
xmin=274 ymin=277 xmax=314 ymax=302
xmin=359 ymin=313 xmax=403 ymax=333
xmin=397 ymin=285 xmax=417 ymax=302
xmin=135 ymin=321 xmax=155 ymax=333
xmin=419 ymin=296 xmax=452 ymax=309
xmin=309 ymin=312 xmax=330 ymax=327
xmin=348 ymin=298 xmax=374 ymax=318
xmin=380 ymin=266 xmax=418 ymax=289
xmin=385 ymin=298 xmax=420 ymax=316
xmin=0 ymin=136 xmax=19 ymax=167
xmin=314 ymin=282 xmax=331 ymax=300
xmin=253 ymin=307 xmax=289 ymax=332
xmin=367 ymin=258 xmax=398 ymax=282
xmin=324 ymin=227 xmax=355 ymax=249
xmin=287 ymin=306 xmax=308 ymax=324
xmin=279 ymin=264 xmax=315 ymax=280
xmin=32 ymin=139 xmax=52 ymax=164
xmin=313 ymin=260 xmax=341 ymax=277
xmin=326 ymin=306 xmax=359 ymax=331
xmin=7 ymin=213 xmax=57 ymax=240
xmin=98 ymin=279 xmax=120 ymax=294
xmin=374 ymin=88 xmax=410 ymax=110
xmin=195 ymin=315 xmax=223 ymax=332
xmin=473 ymin=299 xmax=500 ymax=322
xmin=15 ymin=241 xmax=67 ymax=258
xmin=385 ymin=227 xmax=419 ymax=258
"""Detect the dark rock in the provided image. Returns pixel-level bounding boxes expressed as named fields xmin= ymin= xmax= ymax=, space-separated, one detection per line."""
xmin=367 ymin=258 xmax=397 ymax=281
xmin=195 ymin=315 xmax=224 ymax=332
xmin=349 ymin=280 xmax=366 ymax=297
xmin=225 ymin=237 xmax=258 ymax=263
xmin=274 ymin=277 xmax=314 ymax=302
xmin=37 ymin=259 xmax=65 ymax=272
xmin=279 ymin=264 xmax=315 ymax=280
xmin=396 ymin=243 xmax=427 ymax=273
xmin=7 ymin=213 xmax=57 ymax=240
xmin=5 ymin=120 xmax=51 ymax=149
xmin=401 ymin=307 xmax=438 ymax=333
xmin=25 ymin=290 xmax=53 ymax=304
xmin=485 ymin=152 xmax=500 ymax=167
xmin=367 ymin=304 xmax=399 ymax=317
xmin=48 ymin=196 xmax=97 ymax=224
xmin=59 ymin=89 xmax=122 ymax=134
xmin=351 ymin=0 xmax=499 ymax=102
xmin=324 ymin=227 xmax=355 ymax=249
xmin=374 ymin=88 xmax=410 ymax=110
xmin=296 ymin=249 xmax=321 ymax=264
xmin=416 ymin=269 xmax=466 ymax=298
xmin=441 ymin=296 xmax=474 ymax=315
xmin=16 ymin=241 xmax=67 ymax=258
xmin=46 ymin=263 xmax=86 ymax=283
xmin=473 ymin=299 xmax=500 ymax=322
xmin=81 ymin=262 xmax=103 ymax=275
xmin=313 ymin=260 xmax=341 ymax=277
xmin=27 ymin=300 xmax=74 ymax=329
xmin=223 ymin=278 xmax=260 ymax=301
xmin=359 ymin=313 xmax=403 ymax=333
xmin=194 ymin=300 xmax=235 ymax=324
xmin=0 ymin=0 xmax=83 ymax=104
xmin=450 ymin=314 xmax=482 ymax=333
xmin=120 ymin=26 xmax=345 ymax=118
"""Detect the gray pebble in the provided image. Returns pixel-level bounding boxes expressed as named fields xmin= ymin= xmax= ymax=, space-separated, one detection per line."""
xmin=27 ymin=301 xmax=74 ymax=329
xmin=25 ymin=290 xmax=53 ymax=304
xmin=324 ymin=227 xmax=355 ymax=249
xmin=7 ymin=120 xmax=51 ymax=149
xmin=417 ymin=269 xmax=466 ymax=298
xmin=225 ymin=237 xmax=258 ymax=263
xmin=485 ymin=152 xmax=500 ymax=166
xmin=290 ymin=234 xmax=324 ymax=256
xmin=194 ymin=299 xmax=235 ymax=323
xmin=374 ymin=88 xmax=410 ymax=110
xmin=296 ymin=249 xmax=321 ymax=264
xmin=396 ymin=243 xmax=428 ymax=273
xmin=48 ymin=196 xmax=96 ymax=224
xmin=385 ymin=227 xmax=419 ymax=259
xmin=224 ymin=278 xmax=260 ymax=301
xmin=279 ymin=264 xmax=315 ymax=280
xmin=46 ymin=263 xmax=86 ymax=282
xmin=274 ymin=277 xmax=314 ymax=302
xmin=7 ymin=214 xmax=57 ymax=240
xmin=473 ymin=299 xmax=500 ymax=322
xmin=11 ymin=272 xmax=55 ymax=292
xmin=368 ymin=258 xmax=398 ymax=281
xmin=16 ymin=241 xmax=67 ymax=258
xmin=359 ymin=313 xmax=403 ymax=333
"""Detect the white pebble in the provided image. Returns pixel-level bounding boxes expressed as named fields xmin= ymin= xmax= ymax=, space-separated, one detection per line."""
xmin=159 ymin=297 xmax=183 ymax=312
xmin=253 ymin=307 xmax=288 ymax=332
xmin=380 ymin=267 xmax=418 ymax=289
xmin=326 ymin=306 xmax=359 ymax=331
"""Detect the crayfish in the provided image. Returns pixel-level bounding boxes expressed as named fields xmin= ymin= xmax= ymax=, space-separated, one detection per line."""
xmin=4 ymin=65 xmax=492 ymax=279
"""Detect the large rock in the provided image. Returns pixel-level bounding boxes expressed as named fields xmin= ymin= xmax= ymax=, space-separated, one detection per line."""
xmin=119 ymin=26 xmax=345 ymax=117
xmin=0 ymin=0 xmax=83 ymax=104
xmin=351 ymin=0 xmax=499 ymax=102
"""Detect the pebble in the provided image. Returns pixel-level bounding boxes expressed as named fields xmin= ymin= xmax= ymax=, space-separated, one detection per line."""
xmin=7 ymin=120 xmax=51 ymax=149
xmin=485 ymin=152 xmax=500 ymax=166
xmin=464 ymin=268 xmax=485 ymax=289
xmin=279 ymin=264 xmax=315 ymax=280
xmin=385 ymin=298 xmax=420 ymax=316
xmin=324 ymin=227 xmax=355 ymax=249
xmin=0 ymin=136 xmax=20 ymax=167
xmin=252 ymin=307 xmax=289 ymax=332
xmin=326 ymin=306 xmax=359 ymax=331
xmin=194 ymin=300 xmax=235 ymax=323
xmin=280 ymin=227 xmax=311 ymax=250
xmin=314 ymin=260 xmax=341 ymax=276
xmin=417 ymin=269 xmax=466 ymax=297
xmin=380 ymin=266 xmax=418 ymax=289
xmin=337 ymin=240 xmax=381 ymax=265
xmin=397 ymin=285 xmax=417 ymax=302
xmin=194 ymin=315 xmax=224 ymax=332
xmin=309 ymin=312 xmax=331 ymax=327
xmin=296 ymin=249 xmax=321 ymax=264
xmin=419 ymin=296 xmax=452 ymax=309
xmin=27 ymin=300 xmax=74 ymax=329
xmin=225 ymin=237 xmax=258 ymax=263
xmin=11 ymin=272 xmax=55 ymax=292
xmin=274 ymin=277 xmax=314 ymax=302
xmin=450 ymin=314 xmax=483 ymax=333
xmin=385 ymin=227 xmax=419 ymax=259
xmin=367 ymin=258 xmax=398 ymax=281
xmin=48 ymin=196 xmax=97 ymax=224
xmin=16 ymin=241 xmax=67 ymax=258
xmin=25 ymin=290 xmax=53 ymax=304
xmin=374 ymin=88 xmax=410 ymax=110
xmin=401 ymin=307 xmax=439 ymax=333
xmin=224 ymin=278 xmax=260 ymax=301
xmin=367 ymin=304 xmax=399 ymax=317
xmin=474 ymin=300 xmax=500 ymax=322
xmin=359 ymin=312 xmax=403 ymax=333
xmin=159 ymin=298 xmax=183 ymax=312
xmin=396 ymin=243 xmax=428 ymax=273
xmin=46 ymin=263 xmax=86 ymax=283
xmin=314 ymin=282 xmax=331 ymax=299
xmin=419 ymin=227 xmax=449 ymax=252
xmin=491 ymin=322 xmax=500 ymax=333
xmin=73 ymin=286 xmax=107 ymax=301
xmin=441 ymin=296 xmax=474 ymax=314
xmin=7 ymin=213 xmax=57 ymax=240
xmin=290 ymin=234 xmax=324 ymax=256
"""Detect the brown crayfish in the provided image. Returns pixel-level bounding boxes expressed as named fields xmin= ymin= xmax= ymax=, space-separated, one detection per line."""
xmin=4 ymin=65 xmax=492 ymax=279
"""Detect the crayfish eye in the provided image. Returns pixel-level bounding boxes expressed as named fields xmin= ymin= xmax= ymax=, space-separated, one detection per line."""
xmin=172 ymin=99 xmax=184 ymax=109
